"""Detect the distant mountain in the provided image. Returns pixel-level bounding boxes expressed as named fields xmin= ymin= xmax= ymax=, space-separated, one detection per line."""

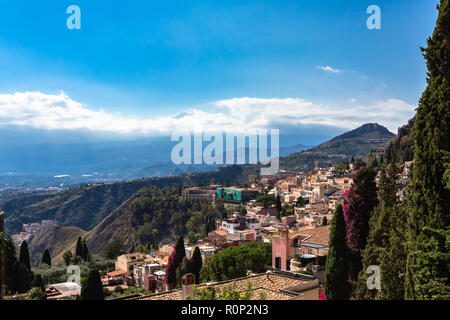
xmin=280 ymin=123 xmax=395 ymax=172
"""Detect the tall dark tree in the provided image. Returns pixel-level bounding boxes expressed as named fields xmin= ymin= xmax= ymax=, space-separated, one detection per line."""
xmin=191 ymin=246 xmax=203 ymax=284
xmin=81 ymin=269 xmax=104 ymax=300
xmin=19 ymin=240 xmax=31 ymax=270
xmin=42 ymin=249 xmax=51 ymax=266
xmin=356 ymin=157 xmax=400 ymax=300
xmin=81 ymin=240 xmax=90 ymax=261
xmin=324 ymin=205 xmax=350 ymax=300
xmin=379 ymin=204 xmax=407 ymax=300
xmin=165 ymin=237 xmax=186 ymax=290
xmin=405 ymin=0 xmax=450 ymax=300
xmin=276 ymin=195 xmax=282 ymax=219
xmin=32 ymin=274 xmax=45 ymax=292
xmin=4 ymin=237 xmax=31 ymax=294
xmin=75 ymin=237 xmax=83 ymax=258
xmin=343 ymin=166 xmax=378 ymax=292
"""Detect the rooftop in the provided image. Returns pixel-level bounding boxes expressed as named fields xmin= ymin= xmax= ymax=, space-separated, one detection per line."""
xmin=130 ymin=270 xmax=318 ymax=301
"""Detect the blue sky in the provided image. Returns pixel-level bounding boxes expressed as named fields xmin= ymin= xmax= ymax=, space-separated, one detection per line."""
xmin=0 ymin=0 xmax=439 ymax=138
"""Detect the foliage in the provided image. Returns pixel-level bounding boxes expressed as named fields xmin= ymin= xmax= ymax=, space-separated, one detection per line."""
xmin=255 ymin=195 xmax=276 ymax=208
xmin=27 ymin=287 xmax=46 ymax=300
xmin=324 ymin=205 xmax=350 ymax=300
xmin=165 ymin=236 xmax=186 ymax=290
xmin=191 ymin=246 xmax=203 ymax=284
xmin=405 ymin=0 xmax=450 ymax=300
xmin=19 ymin=240 xmax=31 ymax=270
xmin=81 ymin=269 xmax=104 ymax=300
xmin=4 ymin=236 xmax=32 ymax=294
xmin=193 ymin=281 xmax=255 ymax=300
xmin=343 ymin=166 xmax=378 ymax=285
xmin=42 ymin=249 xmax=52 ymax=266
xmin=63 ymin=250 xmax=73 ymax=266
xmin=103 ymin=240 xmax=125 ymax=260
xmin=356 ymin=156 xmax=401 ymax=300
xmin=200 ymin=242 xmax=271 ymax=282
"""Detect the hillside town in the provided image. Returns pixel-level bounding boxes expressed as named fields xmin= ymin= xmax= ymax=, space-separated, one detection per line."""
xmin=3 ymin=155 xmax=414 ymax=301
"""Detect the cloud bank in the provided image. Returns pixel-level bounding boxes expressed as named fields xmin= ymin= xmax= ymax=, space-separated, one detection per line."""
xmin=0 ymin=91 xmax=416 ymax=135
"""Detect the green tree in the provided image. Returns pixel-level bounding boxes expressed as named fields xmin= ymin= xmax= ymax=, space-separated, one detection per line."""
xmin=379 ymin=205 xmax=407 ymax=300
xmin=103 ymin=240 xmax=125 ymax=260
xmin=27 ymin=287 xmax=46 ymax=300
xmin=81 ymin=269 xmax=104 ymax=300
xmin=356 ymin=157 xmax=400 ymax=300
xmin=324 ymin=205 xmax=350 ymax=300
xmin=42 ymin=249 xmax=51 ymax=266
xmin=405 ymin=0 xmax=450 ymax=300
xmin=255 ymin=194 xmax=276 ymax=208
xmin=81 ymin=240 xmax=90 ymax=261
xmin=187 ymin=231 xmax=198 ymax=245
xmin=75 ymin=237 xmax=83 ymax=258
xmin=200 ymin=242 xmax=271 ymax=282
xmin=19 ymin=240 xmax=31 ymax=270
xmin=63 ymin=250 xmax=73 ymax=266
xmin=176 ymin=257 xmax=194 ymax=287
xmin=32 ymin=274 xmax=45 ymax=292
xmin=191 ymin=246 xmax=203 ymax=284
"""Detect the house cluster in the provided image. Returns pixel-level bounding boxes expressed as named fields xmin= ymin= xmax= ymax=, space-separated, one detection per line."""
xmin=11 ymin=220 xmax=54 ymax=247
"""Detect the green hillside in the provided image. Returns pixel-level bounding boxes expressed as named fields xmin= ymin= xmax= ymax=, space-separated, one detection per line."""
xmin=27 ymin=223 xmax=86 ymax=264
xmin=280 ymin=123 xmax=394 ymax=171
xmin=2 ymin=165 xmax=258 ymax=235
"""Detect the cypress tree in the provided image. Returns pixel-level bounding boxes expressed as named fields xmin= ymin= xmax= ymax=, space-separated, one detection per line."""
xmin=324 ymin=204 xmax=350 ymax=300
xmin=75 ymin=237 xmax=83 ymax=258
xmin=405 ymin=0 xmax=450 ymax=299
xmin=191 ymin=246 xmax=203 ymax=284
xmin=19 ymin=240 xmax=31 ymax=271
xmin=81 ymin=269 xmax=104 ymax=300
xmin=356 ymin=156 xmax=401 ymax=299
xmin=42 ymin=249 xmax=51 ymax=266
xmin=379 ymin=204 xmax=407 ymax=300
xmin=5 ymin=236 xmax=30 ymax=294
xmin=81 ymin=240 xmax=89 ymax=261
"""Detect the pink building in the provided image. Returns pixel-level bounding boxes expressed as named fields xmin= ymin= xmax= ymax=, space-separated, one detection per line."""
xmin=272 ymin=226 xmax=330 ymax=271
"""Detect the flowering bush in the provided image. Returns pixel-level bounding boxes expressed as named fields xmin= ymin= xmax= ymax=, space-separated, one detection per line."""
xmin=343 ymin=167 xmax=377 ymax=252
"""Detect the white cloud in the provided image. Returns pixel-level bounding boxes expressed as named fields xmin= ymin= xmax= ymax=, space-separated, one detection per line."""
xmin=316 ymin=65 xmax=343 ymax=73
xmin=0 ymin=91 xmax=416 ymax=135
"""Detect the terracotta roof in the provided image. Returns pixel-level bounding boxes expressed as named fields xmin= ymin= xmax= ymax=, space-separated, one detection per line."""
xmin=298 ymin=225 xmax=330 ymax=245
xmin=107 ymin=270 xmax=127 ymax=277
xmin=214 ymin=229 xmax=227 ymax=236
xmin=133 ymin=271 xmax=317 ymax=301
